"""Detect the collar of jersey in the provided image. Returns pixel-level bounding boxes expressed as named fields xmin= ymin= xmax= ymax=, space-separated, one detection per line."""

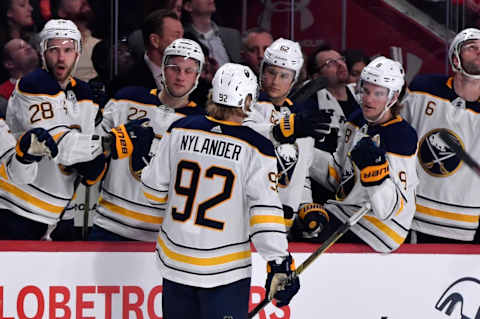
xmin=206 ymin=116 xmax=241 ymax=126
xmin=380 ymin=115 xmax=402 ymax=127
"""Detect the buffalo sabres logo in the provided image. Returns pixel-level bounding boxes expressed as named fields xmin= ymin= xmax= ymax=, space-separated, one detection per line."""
xmin=336 ymin=162 xmax=356 ymax=200
xmin=275 ymin=143 xmax=298 ymax=187
xmin=418 ymin=129 xmax=463 ymax=177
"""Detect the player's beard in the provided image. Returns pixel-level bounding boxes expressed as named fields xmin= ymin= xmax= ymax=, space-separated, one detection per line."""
xmin=462 ymin=59 xmax=480 ymax=75
xmin=46 ymin=60 xmax=75 ymax=83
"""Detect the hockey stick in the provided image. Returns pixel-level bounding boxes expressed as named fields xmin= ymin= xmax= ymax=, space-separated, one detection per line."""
xmin=288 ymin=76 xmax=328 ymax=105
xmin=82 ymin=185 xmax=90 ymax=240
xmin=41 ymin=176 xmax=81 ymax=241
xmin=439 ymin=129 xmax=480 ymax=176
xmin=248 ymin=202 xmax=371 ymax=318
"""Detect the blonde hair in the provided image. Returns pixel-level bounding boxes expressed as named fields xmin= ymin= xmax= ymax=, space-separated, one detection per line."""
xmin=205 ymin=92 xmax=248 ymax=121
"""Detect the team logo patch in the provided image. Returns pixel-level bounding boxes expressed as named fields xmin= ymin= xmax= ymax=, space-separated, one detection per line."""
xmin=418 ymin=129 xmax=463 ymax=177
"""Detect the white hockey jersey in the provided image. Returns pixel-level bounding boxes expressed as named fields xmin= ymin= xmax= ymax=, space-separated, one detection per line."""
xmin=142 ymin=115 xmax=288 ymax=288
xmin=0 ymin=118 xmax=38 ymax=184
xmin=243 ymin=95 xmax=314 ymax=219
xmin=311 ymin=111 xmax=418 ymax=252
xmin=402 ymin=74 xmax=480 ymax=240
xmin=95 ymin=87 xmax=205 ymax=241
xmin=2 ymin=69 xmax=101 ymax=225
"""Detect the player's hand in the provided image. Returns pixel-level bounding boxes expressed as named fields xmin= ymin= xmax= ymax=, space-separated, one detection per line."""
xmin=16 ymin=127 xmax=58 ymax=164
xmin=265 ymin=254 xmax=300 ymax=307
xmin=314 ymin=126 xmax=338 ymax=153
xmin=298 ymin=203 xmax=329 ymax=238
xmin=350 ymin=137 xmax=389 ymax=187
xmin=108 ymin=118 xmax=154 ymax=160
xmin=272 ymin=109 xmax=334 ymax=143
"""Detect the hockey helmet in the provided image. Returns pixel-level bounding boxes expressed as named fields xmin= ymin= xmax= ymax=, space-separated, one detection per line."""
xmin=212 ymin=63 xmax=258 ymax=111
xmin=161 ymin=38 xmax=205 ymax=97
xmin=260 ymin=38 xmax=304 ymax=84
xmin=449 ymin=28 xmax=480 ymax=79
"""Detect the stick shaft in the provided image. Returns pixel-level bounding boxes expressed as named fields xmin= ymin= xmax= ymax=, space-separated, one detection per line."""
xmin=248 ymin=203 xmax=371 ymax=318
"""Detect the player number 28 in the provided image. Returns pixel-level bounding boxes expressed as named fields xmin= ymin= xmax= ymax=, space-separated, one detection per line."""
xmin=172 ymin=160 xmax=235 ymax=230
xmin=29 ymin=102 xmax=54 ymax=123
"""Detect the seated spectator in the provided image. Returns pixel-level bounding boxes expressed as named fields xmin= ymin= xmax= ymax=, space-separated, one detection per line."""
xmin=0 ymin=38 xmax=39 ymax=117
xmin=343 ymin=49 xmax=370 ymax=84
xmin=0 ymin=0 xmax=38 ymax=82
xmin=112 ymin=9 xmax=183 ymax=94
xmin=182 ymin=0 xmax=242 ymax=70
xmin=89 ymin=38 xmax=135 ymax=105
xmin=51 ymin=0 xmax=100 ymax=81
xmin=240 ymin=27 xmax=273 ymax=76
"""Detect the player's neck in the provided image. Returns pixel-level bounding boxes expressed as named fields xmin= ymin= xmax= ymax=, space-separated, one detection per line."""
xmin=327 ymin=83 xmax=348 ymax=101
xmin=159 ymin=90 xmax=189 ymax=109
xmin=453 ymin=72 xmax=480 ymax=101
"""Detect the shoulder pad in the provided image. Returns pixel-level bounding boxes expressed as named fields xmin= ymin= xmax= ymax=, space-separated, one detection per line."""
xmin=113 ymin=86 xmax=160 ymax=106
xmin=380 ymin=119 xmax=418 ymax=156
xmin=18 ymin=69 xmax=61 ymax=96
xmin=409 ymin=74 xmax=453 ymax=99
xmin=71 ymin=78 xmax=94 ymax=101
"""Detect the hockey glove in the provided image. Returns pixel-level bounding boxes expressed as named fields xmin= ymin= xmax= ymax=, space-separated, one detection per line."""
xmin=272 ymin=109 xmax=334 ymax=143
xmin=67 ymin=153 xmax=107 ymax=186
xmin=265 ymin=254 xmax=300 ymax=307
xmin=108 ymin=118 xmax=154 ymax=160
xmin=16 ymin=128 xmax=58 ymax=164
xmin=298 ymin=203 xmax=329 ymax=238
xmin=314 ymin=127 xmax=339 ymax=153
xmin=350 ymin=137 xmax=389 ymax=187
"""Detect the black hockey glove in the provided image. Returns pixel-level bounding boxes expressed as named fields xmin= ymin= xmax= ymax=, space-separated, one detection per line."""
xmin=298 ymin=203 xmax=329 ymax=238
xmin=350 ymin=137 xmax=389 ymax=187
xmin=314 ymin=127 xmax=339 ymax=153
xmin=107 ymin=118 xmax=154 ymax=160
xmin=16 ymin=128 xmax=58 ymax=164
xmin=265 ymin=254 xmax=300 ymax=307
xmin=67 ymin=154 xmax=107 ymax=186
xmin=272 ymin=109 xmax=334 ymax=143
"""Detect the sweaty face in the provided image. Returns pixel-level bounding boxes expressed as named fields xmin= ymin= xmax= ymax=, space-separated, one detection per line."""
xmin=460 ymin=39 xmax=480 ymax=76
xmin=360 ymin=82 xmax=392 ymax=123
xmin=163 ymin=55 xmax=199 ymax=97
xmin=261 ymin=65 xmax=295 ymax=100
xmin=7 ymin=0 xmax=33 ymax=27
xmin=242 ymin=32 xmax=273 ymax=74
xmin=44 ymin=38 xmax=78 ymax=83
xmin=315 ymin=50 xmax=348 ymax=85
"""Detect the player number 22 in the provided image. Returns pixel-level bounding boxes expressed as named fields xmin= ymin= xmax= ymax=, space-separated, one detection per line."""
xmin=172 ymin=160 xmax=234 ymax=230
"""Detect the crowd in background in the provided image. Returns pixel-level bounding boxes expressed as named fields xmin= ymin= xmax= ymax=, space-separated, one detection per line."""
xmin=1 ymin=0 xmax=479 ymax=247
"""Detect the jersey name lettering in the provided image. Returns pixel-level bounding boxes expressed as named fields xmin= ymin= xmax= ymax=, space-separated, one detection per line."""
xmin=180 ymin=134 xmax=242 ymax=161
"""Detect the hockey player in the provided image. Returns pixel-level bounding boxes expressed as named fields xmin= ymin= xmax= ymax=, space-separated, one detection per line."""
xmin=0 ymin=118 xmax=58 ymax=185
xmin=142 ymin=63 xmax=299 ymax=318
xmin=311 ymin=57 xmax=418 ymax=253
xmin=90 ymin=38 xmax=206 ymax=241
xmin=402 ymin=28 xmax=480 ymax=243
xmin=1 ymin=19 xmax=138 ymax=240
xmin=243 ymin=38 xmax=334 ymax=240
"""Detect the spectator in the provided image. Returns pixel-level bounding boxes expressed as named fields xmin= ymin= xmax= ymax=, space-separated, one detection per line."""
xmin=183 ymin=0 xmax=242 ymax=69
xmin=0 ymin=0 xmax=35 ymax=45
xmin=0 ymin=38 xmax=39 ymax=117
xmin=240 ymin=27 xmax=273 ymax=76
xmin=307 ymin=44 xmax=360 ymax=121
xmin=343 ymin=49 xmax=370 ymax=84
xmin=51 ymin=0 xmax=100 ymax=81
xmin=402 ymin=28 xmax=480 ymax=244
xmin=112 ymin=10 xmax=183 ymax=94
xmin=89 ymin=38 xmax=135 ymax=105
